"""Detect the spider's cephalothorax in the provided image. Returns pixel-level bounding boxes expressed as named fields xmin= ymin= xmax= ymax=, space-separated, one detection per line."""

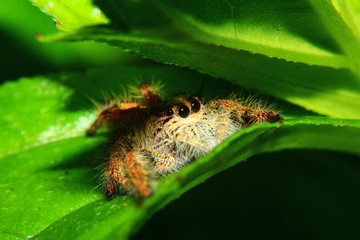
xmin=87 ymin=83 xmax=282 ymax=199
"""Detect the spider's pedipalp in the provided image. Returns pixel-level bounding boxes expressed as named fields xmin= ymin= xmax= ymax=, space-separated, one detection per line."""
xmin=124 ymin=150 xmax=153 ymax=198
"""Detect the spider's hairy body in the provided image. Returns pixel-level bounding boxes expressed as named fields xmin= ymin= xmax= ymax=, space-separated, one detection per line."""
xmin=87 ymin=83 xmax=282 ymax=200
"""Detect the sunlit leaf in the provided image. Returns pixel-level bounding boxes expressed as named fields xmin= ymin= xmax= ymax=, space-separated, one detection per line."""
xmin=29 ymin=0 xmax=109 ymax=31
xmin=154 ymin=0 xmax=346 ymax=68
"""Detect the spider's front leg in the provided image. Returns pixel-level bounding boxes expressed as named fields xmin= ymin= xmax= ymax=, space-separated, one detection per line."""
xmin=106 ymin=146 xmax=177 ymax=199
xmin=122 ymin=149 xmax=179 ymax=197
xmin=123 ymin=150 xmax=153 ymax=198
xmin=86 ymin=103 xmax=143 ymax=136
xmin=104 ymin=148 xmax=153 ymax=199
xmin=87 ymin=83 xmax=162 ymax=136
xmin=103 ymin=133 xmax=153 ymax=199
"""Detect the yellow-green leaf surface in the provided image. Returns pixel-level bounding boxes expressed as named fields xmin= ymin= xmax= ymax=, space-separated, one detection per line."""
xmin=333 ymin=0 xmax=360 ymax=40
xmin=1 ymin=65 xmax=359 ymax=240
xmin=308 ymin=0 xmax=360 ymax=78
xmin=154 ymin=0 xmax=346 ymax=68
xmin=29 ymin=0 xmax=109 ymax=31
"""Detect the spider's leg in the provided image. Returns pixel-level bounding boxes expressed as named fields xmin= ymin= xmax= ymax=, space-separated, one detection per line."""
xmin=103 ymin=138 xmax=131 ymax=200
xmin=215 ymin=107 xmax=229 ymax=145
xmin=117 ymin=148 xmax=179 ymax=197
xmin=139 ymin=83 xmax=162 ymax=106
xmin=104 ymin=178 xmax=116 ymax=201
xmin=86 ymin=103 xmax=142 ymax=136
xmin=209 ymin=99 xmax=282 ymax=126
xmin=124 ymin=150 xmax=153 ymax=198
xmin=106 ymin=158 xmax=130 ymax=199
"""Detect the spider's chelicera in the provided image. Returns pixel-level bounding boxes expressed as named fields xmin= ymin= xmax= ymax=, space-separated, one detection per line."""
xmin=87 ymin=83 xmax=282 ymax=200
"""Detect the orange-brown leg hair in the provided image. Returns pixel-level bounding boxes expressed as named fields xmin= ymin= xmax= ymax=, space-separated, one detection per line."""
xmin=106 ymin=148 xmax=159 ymax=199
xmin=87 ymin=103 xmax=142 ymax=136
xmin=240 ymin=108 xmax=282 ymax=125
xmin=139 ymin=83 xmax=162 ymax=106
xmin=87 ymin=83 xmax=161 ymax=136
xmin=104 ymin=151 xmax=130 ymax=200
xmin=209 ymin=99 xmax=282 ymax=126
xmin=124 ymin=150 xmax=153 ymax=198
xmin=103 ymin=137 xmax=132 ymax=200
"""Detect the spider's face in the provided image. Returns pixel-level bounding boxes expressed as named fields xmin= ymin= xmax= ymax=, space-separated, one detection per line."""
xmin=153 ymin=96 xmax=203 ymax=125
xmin=146 ymin=96 xmax=206 ymax=138
xmin=163 ymin=96 xmax=202 ymax=120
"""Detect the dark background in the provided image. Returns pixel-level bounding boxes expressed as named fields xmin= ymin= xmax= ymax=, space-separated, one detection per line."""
xmin=134 ymin=150 xmax=360 ymax=240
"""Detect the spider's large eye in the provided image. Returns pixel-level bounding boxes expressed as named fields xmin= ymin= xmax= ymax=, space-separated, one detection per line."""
xmin=178 ymin=105 xmax=190 ymax=118
xmin=190 ymin=97 xmax=201 ymax=113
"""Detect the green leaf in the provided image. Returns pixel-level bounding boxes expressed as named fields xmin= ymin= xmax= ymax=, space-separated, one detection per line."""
xmin=29 ymin=0 xmax=109 ymax=31
xmin=45 ymin=26 xmax=360 ymax=119
xmin=1 ymin=65 xmax=359 ymax=239
xmin=308 ymin=0 xmax=360 ymax=78
xmin=25 ymin=123 xmax=360 ymax=240
xmin=61 ymin=0 xmax=348 ymax=68
xmin=332 ymin=0 xmax=360 ymax=39
xmin=36 ymin=0 xmax=360 ymax=118
xmin=154 ymin=0 xmax=346 ymax=68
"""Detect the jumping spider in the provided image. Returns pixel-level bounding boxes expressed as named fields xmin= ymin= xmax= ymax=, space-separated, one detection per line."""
xmin=87 ymin=83 xmax=282 ymax=200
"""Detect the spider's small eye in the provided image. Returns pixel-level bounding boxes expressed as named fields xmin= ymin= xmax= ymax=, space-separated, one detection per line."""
xmin=178 ymin=105 xmax=190 ymax=118
xmin=190 ymin=97 xmax=201 ymax=113
xmin=166 ymin=109 xmax=174 ymax=116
